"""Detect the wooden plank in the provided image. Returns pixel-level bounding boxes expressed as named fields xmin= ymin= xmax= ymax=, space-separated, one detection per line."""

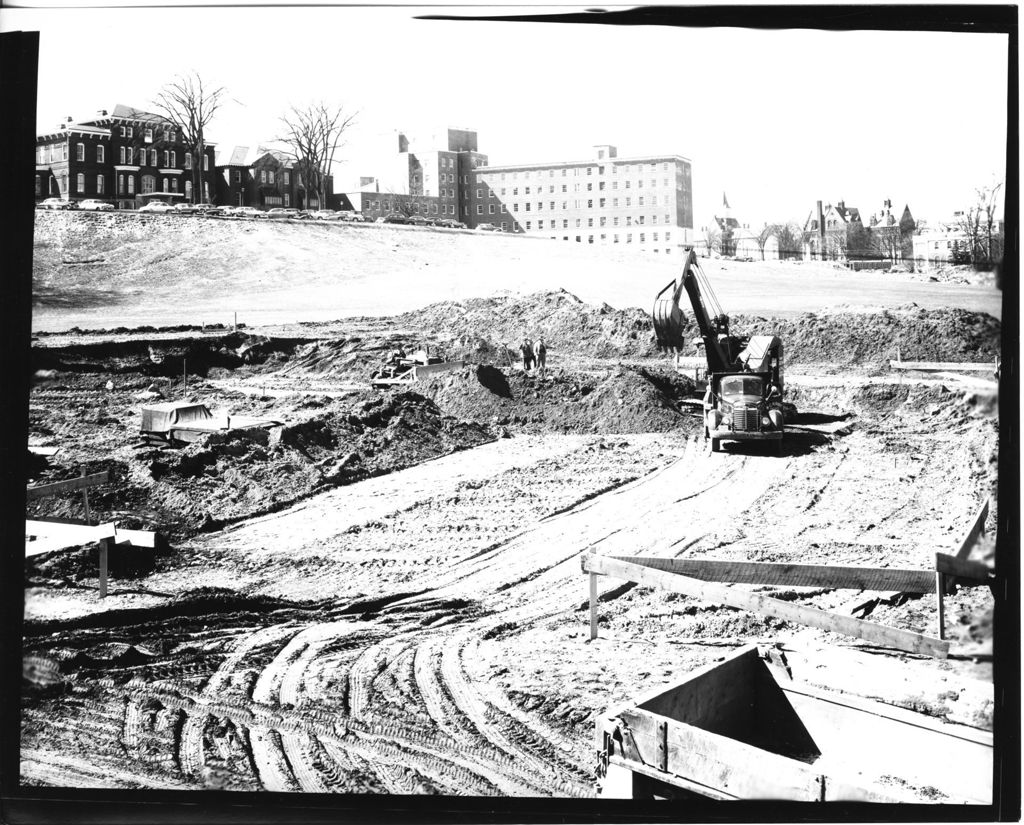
xmin=26 ymin=470 xmax=110 ymax=500
xmin=889 ymin=360 xmax=997 ymax=372
xmin=27 ymin=446 xmax=60 ymax=457
xmin=24 ymin=521 xmax=117 ymax=558
xmin=936 ymin=572 xmax=945 ymax=640
xmin=609 ymin=556 xmax=935 ymax=593
xmin=586 ymin=555 xmax=949 ymax=658
xmin=605 ymin=755 xmax=737 ymax=800
xmin=935 ymin=552 xmax=994 ymax=583
xmin=954 ymin=499 xmax=989 ymax=560
xmin=589 ymin=572 xmax=598 ymax=640
xmin=114 ymin=527 xmax=158 ymax=549
xmin=99 ymin=538 xmax=109 ymax=599
xmin=619 ymin=708 xmax=823 ymax=800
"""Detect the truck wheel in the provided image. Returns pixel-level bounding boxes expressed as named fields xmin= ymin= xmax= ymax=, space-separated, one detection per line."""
xmin=711 ymin=438 xmax=721 ymax=453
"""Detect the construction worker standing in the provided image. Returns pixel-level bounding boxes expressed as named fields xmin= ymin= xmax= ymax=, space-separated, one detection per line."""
xmin=521 ymin=338 xmax=534 ymax=372
xmin=533 ymin=338 xmax=547 ymax=376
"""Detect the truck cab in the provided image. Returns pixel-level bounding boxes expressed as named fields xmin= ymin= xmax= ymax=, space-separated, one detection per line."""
xmin=705 ymin=369 xmax=785 ymax=454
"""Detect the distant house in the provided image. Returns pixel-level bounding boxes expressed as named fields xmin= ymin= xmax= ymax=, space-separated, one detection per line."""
xmin=215 ymin=145 xmax=342 ymax=210
xmin=912 ymin=214 xmax=972 ymax=266
xmin=35 ymin=104 xmax=218 ymax=208
xmin=802 ymin=200 xmax=865 ymax=261
xmin=703 ymin=194 xmax=775 ymax=259
xmin=803 ymin=199 xmax=914 ymax=264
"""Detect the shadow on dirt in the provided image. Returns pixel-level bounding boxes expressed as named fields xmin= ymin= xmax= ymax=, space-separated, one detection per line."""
xmin=712 ymin=427 xmax=838 ymax=458
xmin=791 ymin=411 xmax=855 ymax=426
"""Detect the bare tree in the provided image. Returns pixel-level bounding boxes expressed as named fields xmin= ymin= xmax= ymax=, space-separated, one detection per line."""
xmin=755 ymin=223 xmax=775 ymax=260
xmin=153 ymin=73 xmax=226 ymax=203
xmin=278 ymin=102 xmax=357 ymax=211
xmin=701 ymin=224 xmax=721 ymax=257
xmin=770 ymin=222 xmax=803 ymax=260
xmin=870 ymin=228 xmax=901 ymax=264
xmin=957 ymin=182 xmax=1003 ymax=268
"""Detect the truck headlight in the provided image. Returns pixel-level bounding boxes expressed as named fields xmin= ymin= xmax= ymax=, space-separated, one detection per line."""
xmin=761 ymin=416 xmax=772 ymax=427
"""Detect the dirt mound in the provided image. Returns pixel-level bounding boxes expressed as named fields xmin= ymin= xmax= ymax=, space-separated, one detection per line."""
xmin=397 ymin=291 xmax=999 ymax=368
xmin=397 ymin=289 xmax=655 ymax=359
xmin=32 ymin=333 xmax=307 ymax=378
xmin=427 ymin=363 xmax=696 ymax=434
xmin=701 ymin=307 xmax=999 ymax=367
xmin=26 ymin=391 xmax=492 ymax=549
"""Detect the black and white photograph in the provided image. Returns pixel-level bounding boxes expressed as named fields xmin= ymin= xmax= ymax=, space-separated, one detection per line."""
xmin=1 ymin=3 xmax=1016 ymax=820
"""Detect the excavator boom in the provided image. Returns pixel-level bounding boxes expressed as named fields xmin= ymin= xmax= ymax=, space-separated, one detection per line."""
xmin=651 ymin=249 xmax=735 ymax=374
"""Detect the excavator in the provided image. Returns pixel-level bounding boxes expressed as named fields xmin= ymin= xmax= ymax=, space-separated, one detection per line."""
xmin=653 ymin=248 xmax=785 ymax=454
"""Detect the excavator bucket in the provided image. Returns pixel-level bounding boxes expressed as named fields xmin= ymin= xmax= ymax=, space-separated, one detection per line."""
xmin=652 ymin=279 xmax=688 ymax=351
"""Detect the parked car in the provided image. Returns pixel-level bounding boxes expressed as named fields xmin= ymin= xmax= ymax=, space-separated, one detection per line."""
xmin=171 ymin=203 xmax=199 ymax=214
xmin=384 ymin=214 xmax=410 ymax=225
xmin=38 ymin=198 xmax=75 ymax=210
xmin=78 ymin=199 xmax=115 ymax=211
xmin=476 ymin=223 xmax=499 ymax=232
xmin=406 ymin=215 xmax=430 ymax=226
xmin=231 ymin=206 xmax=262 ymax=219
xmin=191 ymin=203 xmax=223 ymax=215
xmin=267 ymin=207 xmax=299 ymax=219
xmin=138 ymin=201 xmax=174 ymax=213
xmin=434 ymin=218 xmax=465 ymax=229
xmin=311 ymin=210 xmax=340 ymax=220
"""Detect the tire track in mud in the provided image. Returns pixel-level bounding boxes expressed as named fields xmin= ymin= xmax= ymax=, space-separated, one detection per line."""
xmin=28 ymin=432 xmax=804 ymax=795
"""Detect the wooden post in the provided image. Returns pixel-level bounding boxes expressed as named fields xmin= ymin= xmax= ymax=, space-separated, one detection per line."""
xmin=183 ymin=358 xmax=187 ymax=392
xmin=936 ymin=571 xmax=945 ymax=640
xmin=98 ymin=537 xmax=109 ymax=599
xmin=590 ymin=572 xmax=599 ymax=640
xmin=80 ymin=467 xmax=92 ymax=525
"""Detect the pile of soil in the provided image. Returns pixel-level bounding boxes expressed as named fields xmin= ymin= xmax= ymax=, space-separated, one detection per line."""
xmin=26 ymin=390 xmax=492 ymax=556
xmin=32 ymin=333 xmax=307 ymax=378
xmin=394 ymin=292 xmax=1000 ymax=369
xmin=427 ymin=363 xmax=697 ymax=434
xmin=396 ymin=289 xmax=655 ymax=359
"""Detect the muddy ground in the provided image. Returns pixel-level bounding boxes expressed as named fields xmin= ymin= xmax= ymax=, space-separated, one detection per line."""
xmin=21 ymin=290 xmax=1000 ymax=800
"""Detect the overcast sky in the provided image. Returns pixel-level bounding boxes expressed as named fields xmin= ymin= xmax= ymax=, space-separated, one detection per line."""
xmin=4 ymin=4 xmax=1009 ymax=227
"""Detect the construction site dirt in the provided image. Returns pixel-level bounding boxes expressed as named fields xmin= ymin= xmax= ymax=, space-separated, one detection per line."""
xmin=22 ymin=285 xmax=1001 ymax=800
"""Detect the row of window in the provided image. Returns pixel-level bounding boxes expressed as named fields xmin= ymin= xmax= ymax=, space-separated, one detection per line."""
xmin=502 ymin=196 xmax=673 ymax=212
xmin=556 ymin=234 xmax=674 ymax=248
xmin=479 ymin=161 xmax=677 ymax=182
xmin=515 ymin=215 xmax=676 ymax=236
xmin=39 ymin=142 xmax=210 ymax=171
xmin=117 ymin=125 xmax=177 ymax=143
xmin=478 ymin=178 xmax=673 ymax=199
xmin=39 ymin=171 xmax=209 ymax=200
xmin=258 ymin=169 xmax=292 ymax=186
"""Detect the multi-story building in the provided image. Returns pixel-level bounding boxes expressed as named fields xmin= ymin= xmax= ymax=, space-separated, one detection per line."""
xmin=35 ymin=104 xmax=218 ymax=209
xmin=471 ymin=144 xmax=694 ymax=254
xmin=356 ymin=132 xmax=695 ymax=253
xmin=356 ymin=129 xmax=479 ymax=222
xmin=215 ymin=145 xmax=344 ymax=210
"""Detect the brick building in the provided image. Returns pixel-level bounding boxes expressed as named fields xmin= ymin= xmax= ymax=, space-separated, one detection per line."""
xmin=35 ymin=104 xmax=218 ymax=208
xmin=356 ymin=131 xmax=695 ymax=254
xmin=803 ymin=199 xmax=915 ymax=263
xmin=215 ymin=145 xmax=349 ymax=210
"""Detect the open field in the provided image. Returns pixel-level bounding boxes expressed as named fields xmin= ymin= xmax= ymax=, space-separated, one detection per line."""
xmin=32 ymin=211 xmax=1002 ymax=331
xmin=22 ymin=214 xmax=1002 ymax=800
